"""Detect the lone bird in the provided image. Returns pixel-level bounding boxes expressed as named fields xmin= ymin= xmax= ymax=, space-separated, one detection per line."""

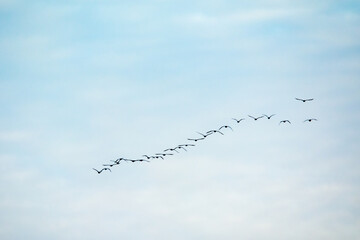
xmin=263 ymin=114 xmax=276 ymax=119
xmin=295 ymin=98 xmax=314 ymax=102
xmin=232 ymin=118 xmax=245 ymax=123
xmin=304 ymin=118 xmax=318 ymax=122
xmin=93 ymin=168 xmax=111 ymax=174
xmin=248 ymin=115 xmax=264 ymax=121
xmin=279 ymin=120 xmax=291 ymax=125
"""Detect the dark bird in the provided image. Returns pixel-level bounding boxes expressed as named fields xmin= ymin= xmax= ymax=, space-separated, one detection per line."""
xmin=232 ymin=118 xmax=245 ymax=123
xmin=142 ymin=155 xmax=152 ymax=159
xmin=219 ymin=125 xmax=233 ymax=131
xmin=125 ymin=158 xmax=150 ymax=163
xmin=175 ymin=146 xmax=188 ymax=152
xmin=248 ymin=115 xmax=264 ymax=121
xmin=279 ymin=120 xmax=291 ymax=125
xmin=187 ymin=137 xmax=205 ymax=142
xmin=152 ymin=155 xmax=164 ymax=160
xmin=304 ymin=118 xmax=318 ymax=122
xmin=295 ymin=98 xmax=314 ymax=102
xmin=164 ymin=148 xmax=179 ymax=153
xmin=206 ymin=129 xmax=224 ymax=135
xmin=196 ymin=131 xmax=212 ymax=138
xmin=103 ymin=163 xmax=118 ymax=167
xmin=178 ymin=144 xmax=195 ymax=147
xmin=111 ymin=158 xmax=125 ymax=164
xmin=156 ymin=153 xmax=173 ymax=157
xmin=263 ymin=114 xmax=276 ymax=119
xmin=93 ymin=168 xmax=111 ymax=174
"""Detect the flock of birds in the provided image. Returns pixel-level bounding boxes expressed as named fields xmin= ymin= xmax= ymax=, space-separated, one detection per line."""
xmin=93 ymin=97 xmax=317 ymax=174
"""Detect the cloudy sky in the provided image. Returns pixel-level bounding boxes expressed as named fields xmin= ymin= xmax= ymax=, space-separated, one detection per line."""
xmin=0 ymin=0 xmax=359 ymax=239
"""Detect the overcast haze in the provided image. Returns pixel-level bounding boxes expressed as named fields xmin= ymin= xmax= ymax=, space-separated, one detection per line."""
xmin=1 ymin=0 xmax=360 ymax=239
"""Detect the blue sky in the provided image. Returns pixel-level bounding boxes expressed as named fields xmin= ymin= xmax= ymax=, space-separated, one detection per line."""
xmin=1 ymin=0 xmax=360 ymax=239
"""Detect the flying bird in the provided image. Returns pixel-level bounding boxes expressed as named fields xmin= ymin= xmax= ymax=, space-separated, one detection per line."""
xmin=93 ymin=168 xmax=111 ymax=174
xmin=263 ymin=114 xmax=276 ymax=119
xmin=248 ymin=115 xmax=264 ymax=121
xmin=156 ymin=153 xmax=173 ymax=157
xmin=187 ymin=137 xmax=205 ymax=142
xmin=125 ymin=159 xmax=150 ymax=163
xmin=232 ymin=118 xmax=245 ymax=123
xmin=164 ymin=148 xmax=179 ymax=153
xmin=206 ymin=129 xmax=224 ymax=135
xmin=279 ymin=120 xmax=291 ymax=125
xmin=175 ymin=146 xmax=188 ymax=151
xmin=304 ymin=118 xmax=318 ymax=122
xmin=219 ymin=125 xmax=233 ymax=131
xmin=196 ymin=131 xmax=212 ymax=138
xmin=295 ymin=98 xmax=314 ymax=102
xmin=178 ymin=144 xmax=195 ymax=147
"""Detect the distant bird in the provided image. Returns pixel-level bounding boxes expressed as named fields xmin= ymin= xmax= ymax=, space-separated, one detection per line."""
xmin=175 ymin=146 xmax=188 ymax=152
xmin=164 ymin=148 xmax=179 ymax=153
xmin=152 ymin=155 xmax=164 ymax=160
xmin=178 ymin=144 xmax=195 ymax=147
xmin=196 ymin=132 xmax=212 ymax=138
xmin=187 ymin=137 xmax=205 ymax=142
xmin=295 ymin=98 xmax=314 ymax=102
xmin=93 ymin=168 xmax=111 ymax=174
xmin=111 ymin=158 xmax=125 ymax=164
xmin=125 ymin=159 xmax=150 ymax=163
xmin=219 ymin=125 xmax=233 ymax=131
xmin=156 ymin=153 xmax=173 ymax=157
xmin=279 ymin=120 xmax=291 ymax=125
xmin=263 ymin=114 xmax=276 ymax=119
xmin=142 ymin=155 xmax=151 ymax=160
xmin=232 ymin=118 xmax=245 ymax=123
xmin=206 ymin=129 xmax=224 ymax=135
xmin=304 ymin=118 xmax=318 ymax=122
xmin=248 ymin=115 xmax=264 ymax=121
xmin=103 ymin=163 xmax=118 ymax=167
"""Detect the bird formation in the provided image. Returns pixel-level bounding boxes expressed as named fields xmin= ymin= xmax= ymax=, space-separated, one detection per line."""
xmin=93 ymin=97 xmax=317 ymax=174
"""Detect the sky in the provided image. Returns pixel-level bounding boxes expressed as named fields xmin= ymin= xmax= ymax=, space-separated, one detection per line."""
xmin=0 ymin=0 xmax=360 ymax=239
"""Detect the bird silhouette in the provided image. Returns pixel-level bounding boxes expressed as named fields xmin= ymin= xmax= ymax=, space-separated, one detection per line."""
xmin=187 ymin=137 xmax=205 ymax=142
xmin=164 ymin=148 xmax=179 ymax=153
xmin=196 ymin=132 xmax=212 ymax=138
xmin=156 ymin=153 xmax=173 ymax=157
xmin=178 ymin=144 xmax=195 ymax=147
xmin=206 ymin=129 xmax=224 ymax=135
xmin=263 ymin=114 xmax=276 ymax=119
xmin=93 ymin=168 xmax=111 ymax=174
xmin=219 ymin=125 xmax=233 ymax=131
xmin=175 ymin=146 xmax=188 ymax=152
xmin=279 ymin=120 xmax=291 ymax=125
xmin=295 ymin=98 xmax=314 ymax=102
xmin=248 ymin=115 xmax=264 ymax=121
xmin=125 ymin=159 xmax=150 ymax=163
xmin=304 ymin=118 xmax=318 ymax=122
xmin=142 ymin=155 xmax=152 ymax=160
xmin=232 ymin=118 xmax=245 ymax=123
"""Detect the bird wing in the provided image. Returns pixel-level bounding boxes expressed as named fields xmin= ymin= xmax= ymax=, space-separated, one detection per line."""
xmin=248 ymin=115 xmax=255 ymax=119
